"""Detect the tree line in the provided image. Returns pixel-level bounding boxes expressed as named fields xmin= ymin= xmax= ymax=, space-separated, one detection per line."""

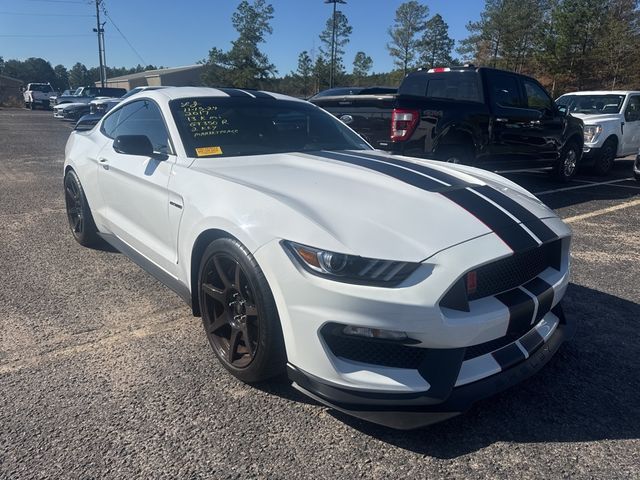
xmin=2 ymin=0 xmax=638 ymax=98
xmin=0 ymin=56 xmax=160 ymax=92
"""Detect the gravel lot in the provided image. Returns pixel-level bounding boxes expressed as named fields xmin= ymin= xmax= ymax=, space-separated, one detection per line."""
xmin=0 ymin=108 xmax=638 ymax=479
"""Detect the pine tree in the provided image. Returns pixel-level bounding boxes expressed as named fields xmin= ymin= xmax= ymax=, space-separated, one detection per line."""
xmin=319 ymin=9 xmax=353 ymax=82
xmin=202 ymin=0 xmax=276 ymax=89
xmin=352 ymin=51 xmax=373 ymax=85
xmin=294 ymin=51 xmax=314 ymax=97
xmin=387 ymin=1 xmax=429 ymax=75
xmin=420 ymin=14 xmax=454 ymax=68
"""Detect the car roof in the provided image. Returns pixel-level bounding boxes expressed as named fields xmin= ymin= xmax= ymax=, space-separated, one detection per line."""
xmin=560 ymin=91 xmax=640 ymax=96
xmin=142 ymin=86 xmax=306 ymax=103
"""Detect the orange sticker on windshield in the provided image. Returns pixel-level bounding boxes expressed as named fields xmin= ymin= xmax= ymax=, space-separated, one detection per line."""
xmin=195 ymin=146 xmax=223 ymax=157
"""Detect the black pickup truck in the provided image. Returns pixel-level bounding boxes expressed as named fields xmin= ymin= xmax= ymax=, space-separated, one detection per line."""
xmin=311 ymin=67 xmax=585 ymax=180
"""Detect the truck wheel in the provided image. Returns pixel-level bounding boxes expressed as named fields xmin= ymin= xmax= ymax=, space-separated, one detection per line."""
xmin=554 ymin=142 xmax=579 ymax=182
xmin=437 ymin=145 xmax=473 ymax=165
xmin=198 ymin=238 xmax=286 ymax=384
xmin=593 ymin=138 xmax=616 ymax=176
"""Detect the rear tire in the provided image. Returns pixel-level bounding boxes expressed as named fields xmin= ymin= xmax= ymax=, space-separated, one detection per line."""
xmin=593 ymin=138 xmax=616 ymax=176
xmin=198 ymin=238 xmax=286 ymax=384
xmin=64 ymin=170 xmax=100 ymax=247
xmin=554 ymin=141 xmax=580 ymax=182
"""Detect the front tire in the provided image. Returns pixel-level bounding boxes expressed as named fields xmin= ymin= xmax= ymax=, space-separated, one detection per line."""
xmin=64 ymin=170 xmax=99 ymax=247
xmin=593 ymin=138 xmax=616 ymax=176
xmin=198 ymin=238 xmax=286 ymax=384
xmin=554 ymin=141 xmax=580 ymax=182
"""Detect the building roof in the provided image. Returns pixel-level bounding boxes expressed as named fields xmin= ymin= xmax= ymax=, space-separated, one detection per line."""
xmin=105 ymin=64 xmax=204 ymax=82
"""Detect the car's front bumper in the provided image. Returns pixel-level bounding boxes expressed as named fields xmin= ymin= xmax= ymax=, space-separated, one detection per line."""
xmin=288 ymin=303 xmax=574 ymax=429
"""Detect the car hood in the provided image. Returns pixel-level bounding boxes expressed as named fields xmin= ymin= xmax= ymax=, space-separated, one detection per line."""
xmin=190 ymin=150 xmax=560 ymax=261
xmin=570 ymin=113 xmax=622 ymax=124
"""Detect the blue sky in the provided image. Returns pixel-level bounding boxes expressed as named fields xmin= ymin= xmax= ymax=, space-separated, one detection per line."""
xmin=0 ymin=0 xmax=484 ymax=74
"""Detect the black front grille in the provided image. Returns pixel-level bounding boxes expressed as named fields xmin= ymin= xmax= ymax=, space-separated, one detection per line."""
xmin=441 ymin=240 xmax=562 ymax=311
xmin=469 ymin=240 xmax=561 ymax=300
xmin=321 ymin=324 xmax=426 ymax=369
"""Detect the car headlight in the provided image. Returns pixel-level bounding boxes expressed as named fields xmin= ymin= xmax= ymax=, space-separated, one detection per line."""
xmin=584 ymin=125 xmax=602 ymax=143
xmin=283 ymin=241 xmax=420 ymax=286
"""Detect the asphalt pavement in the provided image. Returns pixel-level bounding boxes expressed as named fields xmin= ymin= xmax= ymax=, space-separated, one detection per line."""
xmin=0 ymin=108 xmax=638 ymax=479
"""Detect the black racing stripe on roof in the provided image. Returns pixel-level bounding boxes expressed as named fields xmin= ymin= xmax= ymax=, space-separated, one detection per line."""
xmin=471 ymin=185 xmax=558 ymax=243
xmin=344 ymin=151 xmax=468 ymax=187
xmin=216 ymin=88 xmax=253 ymax=98
xmin=249 ymin=90 xmax=276 ymax=99
xmin=312 ymin=150 xmax=446 ymax=192
xmin=440 ymin=188 xmax=540 ymax=251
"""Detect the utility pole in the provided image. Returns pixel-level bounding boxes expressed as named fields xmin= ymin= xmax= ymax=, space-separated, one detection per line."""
xmin=324 ymin=0 xmax=346 ymax=89
xmin=94 ymin=0 xmax=107 ymax=87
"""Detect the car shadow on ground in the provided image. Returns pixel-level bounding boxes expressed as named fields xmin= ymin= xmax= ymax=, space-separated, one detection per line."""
xmin=262 ymin=283 xmax=640 ymax=458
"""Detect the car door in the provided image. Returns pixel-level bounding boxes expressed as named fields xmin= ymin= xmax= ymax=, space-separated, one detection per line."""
xmin=96 ymin=99 xmax=181 ymax=275
xmin=622 ymin=95 xmax=640 ymax=155
xmin=485 ymin=70 xmax=543 ymax=167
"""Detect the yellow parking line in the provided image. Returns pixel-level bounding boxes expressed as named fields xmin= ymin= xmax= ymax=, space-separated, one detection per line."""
xmin=564 ymin=199 xmax=640 ymax=224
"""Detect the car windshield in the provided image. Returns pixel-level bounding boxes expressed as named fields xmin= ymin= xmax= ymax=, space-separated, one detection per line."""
xmin=31 ymin=84 xmax=52 ymax=92
xmin=556 ymin=94 xmax=626 ymax=114
xmin=72 ymin=88 xmax=83 ymax=95
xmin=170 ymin=97 xmax=371 ymax=158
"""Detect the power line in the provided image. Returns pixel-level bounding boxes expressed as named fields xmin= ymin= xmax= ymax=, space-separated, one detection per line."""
xmin=101 ymin=8 xmax=147 ymax=66
xmin=0 ymin=34 xmax=96 ymax=37
xmin=0 ymin=11 xmax=93 ymax=17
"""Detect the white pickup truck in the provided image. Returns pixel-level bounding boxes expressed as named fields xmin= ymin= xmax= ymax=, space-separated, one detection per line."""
xmin=23 ymin=83 xmax=57 ymax=110
xmin=556 ymin=91 xmax=640 ymax=175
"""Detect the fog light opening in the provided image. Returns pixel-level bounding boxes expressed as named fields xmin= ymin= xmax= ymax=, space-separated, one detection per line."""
xmin=342 ymin=325 xmax=408 ymax=341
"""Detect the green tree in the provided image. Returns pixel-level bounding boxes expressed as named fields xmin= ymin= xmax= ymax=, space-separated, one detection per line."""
xmin=293 ymin=50 xmax=314 ymax=97
xmin=202 ymin=0 xmax=276 ymax=88
xmin=319 ymin=10 xmax=353 ymax=81
xmin=52 ymin=65 xmax=69 ymax=91
xmin=68 ymin=62 xmax=90 ymax=88
xmin=2 ymin=57 xmax=56 ymax=84
xmin=387 ymin=1 xmax=429 ymax=75
xmin=459 ymin=0 xmax=549 ymax=72
xmin=352 ymin=51 xmax=373 ymax=85
xmin=420 ymin=14 xmax=455 ymax=68
xmin=0 ymin=56 xmax=4 ymax=75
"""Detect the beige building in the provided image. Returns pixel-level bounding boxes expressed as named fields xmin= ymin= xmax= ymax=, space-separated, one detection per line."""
xmin=0 ymin=74 xmax=24 ymax=106
xmin=98 ymin=64 xmax=205 ymax=90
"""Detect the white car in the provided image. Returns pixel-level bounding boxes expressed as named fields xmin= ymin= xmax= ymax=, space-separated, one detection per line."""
xmin=556 ymin=91 xmax=640 ymax=175
xmin=63 ymin=87 xmax=573 ymax=429
xmin=23 ymin=82 xmax=56 ymax=110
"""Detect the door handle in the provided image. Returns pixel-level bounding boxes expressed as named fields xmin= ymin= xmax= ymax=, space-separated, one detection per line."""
xmin=495 ymin=117 xmax=509 ymax=123
xmin=98 ymin=158 xmax=109 ymax=169
xmin=529 ymin=120 xmax=541 ymax=125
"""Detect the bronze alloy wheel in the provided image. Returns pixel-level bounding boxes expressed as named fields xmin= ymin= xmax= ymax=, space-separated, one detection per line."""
xmin=64 ymin=174 xmax=84 ymax=236
xmin=201 ymin=253 xmax=260 ymax=369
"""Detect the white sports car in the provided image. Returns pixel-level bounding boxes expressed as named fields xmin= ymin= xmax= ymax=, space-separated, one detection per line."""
xmin=63 ymin=87 xmax=574 ymax=429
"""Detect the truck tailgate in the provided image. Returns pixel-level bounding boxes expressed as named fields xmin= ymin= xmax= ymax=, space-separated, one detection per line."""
xmin=312 ymin=95 xmax=395 ymax=149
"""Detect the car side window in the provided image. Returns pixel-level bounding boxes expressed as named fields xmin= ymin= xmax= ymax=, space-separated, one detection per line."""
xmin=488 ymin=73 xmax=522 ymax=109
xmin=624 ymin=96 xmax=640 ymax=122
xmin=111 ymin=100 xmax=171 ymax=154
xmin=101 ymin=109 xmax=121 ymax=138
xmin=523 ymin=80 xmax=553 ymax=112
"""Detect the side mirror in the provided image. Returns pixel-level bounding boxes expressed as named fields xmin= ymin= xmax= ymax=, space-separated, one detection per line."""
xmin=113 ymin=135 xmax=154 ymax=156
xmin=74 ymin=115 xmax=99 ymax=131
xmin=557 ymin=105 xmax=568 ymax=116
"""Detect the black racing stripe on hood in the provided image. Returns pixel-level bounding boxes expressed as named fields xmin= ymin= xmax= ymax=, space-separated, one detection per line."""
xmin=470 ymin=185 xmax=558 ymax=243
xmin=312 ymin=150 xmax=540 ymax=252
xmin=312 ymin=150 xmax=447 ymax=192
xmin=344 ymin=150 xmax=467 ymax=187
xmin=440 ymin=188 xmax=540 ymax=251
